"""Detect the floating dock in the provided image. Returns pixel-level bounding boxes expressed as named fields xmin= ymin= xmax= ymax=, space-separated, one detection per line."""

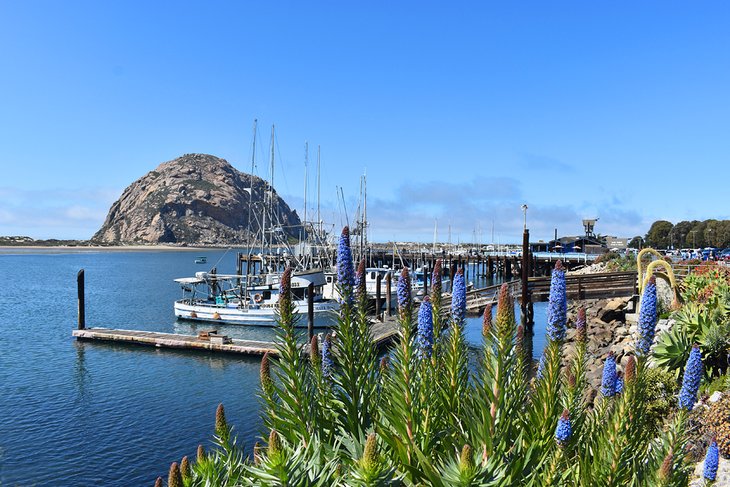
xmin=73 ymin=320 xmax=400 ymax=357
xmin=72 ymin=328 xmax=280 ymax=356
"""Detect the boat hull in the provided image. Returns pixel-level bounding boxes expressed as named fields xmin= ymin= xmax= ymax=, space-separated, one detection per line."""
xmin=174 ymin=300 xmax=339 ymax=326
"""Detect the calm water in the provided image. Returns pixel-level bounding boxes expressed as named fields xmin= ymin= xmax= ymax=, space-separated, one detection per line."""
xmin=0 ymin=250 xmax=547 ymax=486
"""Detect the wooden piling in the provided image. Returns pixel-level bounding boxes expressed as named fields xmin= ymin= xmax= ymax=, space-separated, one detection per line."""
xmin=520 ymin=230 xmax=531 ymax=330
xmin=375 ymin=273 xmax=383 ymax=321
xmin=307 ymin=283 xmax=314 ymax=341
xmin=423 ymin=264 xmax=428 ymax=296
xmin=77 ymin=269 xmax=85 ymax=330
xmin=385 ymin=273 xmax=392 ymax=317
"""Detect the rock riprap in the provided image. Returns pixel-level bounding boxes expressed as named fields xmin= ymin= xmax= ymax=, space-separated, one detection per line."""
xmin=93 ymin=153 xmax=301 ymax=245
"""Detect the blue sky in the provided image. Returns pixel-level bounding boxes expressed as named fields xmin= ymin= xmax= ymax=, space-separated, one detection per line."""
xmin=1 ymin=1 xmax=728 ymax=243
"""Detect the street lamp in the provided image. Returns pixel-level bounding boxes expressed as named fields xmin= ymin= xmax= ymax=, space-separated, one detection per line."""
xmin=691 ymin=230 xmax=697 ymax=249
xmin=521 ymin=204 xmax=528 ymax=230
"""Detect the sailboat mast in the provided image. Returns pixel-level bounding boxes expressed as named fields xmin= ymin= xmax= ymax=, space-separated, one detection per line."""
xmin=363 ymin=171 xmax=367 ymax=257
xmin=304 ymin=141 xmax=308 ymax=241
xmin=268 ymin=124 xmax=275 ymax=255
xmin=317 ymin=145 xmax=321 ymax=236
xmin=248 ymin=119 xmax=257 ymax=247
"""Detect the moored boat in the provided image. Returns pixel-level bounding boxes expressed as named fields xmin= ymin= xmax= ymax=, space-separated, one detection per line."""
xmin=174 ymin=268 xmax=338 ymax=325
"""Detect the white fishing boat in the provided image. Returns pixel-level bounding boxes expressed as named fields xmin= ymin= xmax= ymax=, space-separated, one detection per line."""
xmin=174 ymin=268 xmax=338 ymax=325
xmin=323 ymin=267 xmax=397 ymax=307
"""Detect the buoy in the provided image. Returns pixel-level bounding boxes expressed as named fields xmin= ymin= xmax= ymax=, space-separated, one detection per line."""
xmin=190 ymin=311 xmax=197 ymax=318
xmin=213 ymin=312 xmax=221 ymax=320
xmin=253 ymin=293 xmax=263 ymax=303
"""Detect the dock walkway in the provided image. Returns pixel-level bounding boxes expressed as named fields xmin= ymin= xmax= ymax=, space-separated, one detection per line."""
xmin=73 ymin=317 xmax=402 ymax=357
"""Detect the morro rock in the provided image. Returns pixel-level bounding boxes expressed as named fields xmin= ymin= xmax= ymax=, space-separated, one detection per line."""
xmin=92 ymin=153 xmax=301 ymax=245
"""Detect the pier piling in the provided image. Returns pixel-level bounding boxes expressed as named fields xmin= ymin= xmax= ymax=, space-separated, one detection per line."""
xmin=375 ymin=273 xmax=383 ymax=321
xmin=307 ymin=283 xmax=314 ymax=341
xmin=77 ymin=269 xmax=85 ymax=330
xmin=385 ymin=273 xmax=392 ymax=317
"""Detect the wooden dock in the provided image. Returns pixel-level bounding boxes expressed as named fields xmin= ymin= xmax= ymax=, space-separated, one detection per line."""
xmin=73 ymin=328 xmax=280 ymax=356
xmin=73 ymin=319 xmax=401 ymax=357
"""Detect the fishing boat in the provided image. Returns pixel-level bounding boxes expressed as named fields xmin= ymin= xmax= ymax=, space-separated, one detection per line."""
xmin=174 ymin=268 xmax=337 ymax=325
xmin=412 ymin=265 xmax=451 ymax=302
xmin=194 ymin=256 xmax=207 ymax=264
xmin=174 ymin=121 xmax=338 ymax=325
xmin=322 ymin=267 xmax=397 ymax=308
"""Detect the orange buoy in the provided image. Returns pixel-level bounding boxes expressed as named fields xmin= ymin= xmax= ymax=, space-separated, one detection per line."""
xmin=213 ymin=312 xmax=221 ymax=320
xmin=190 ymin=311 xmax=197 ymax=318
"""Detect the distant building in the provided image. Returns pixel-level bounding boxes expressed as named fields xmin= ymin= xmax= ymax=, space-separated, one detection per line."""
xmin=604 ymin=236 xmax=629 ymax=251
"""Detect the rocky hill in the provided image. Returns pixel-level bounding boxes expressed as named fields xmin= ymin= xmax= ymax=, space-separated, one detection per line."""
xmin=92 ymin=153 xmax=301 ymax=245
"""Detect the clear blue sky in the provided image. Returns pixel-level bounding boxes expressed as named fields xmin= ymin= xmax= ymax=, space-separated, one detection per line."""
xmin=1 ymin=1 xmax=728 ymax=243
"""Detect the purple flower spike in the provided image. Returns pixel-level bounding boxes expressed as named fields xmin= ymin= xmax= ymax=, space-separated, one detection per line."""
xmin=601 ymin=352 xmax=617 ymax=397
xmin=546 ymin=261 xmax=567 ymax=341
xmin=336 ymin=227 xmax=355 ymax=302
xmin=450 ymin=269 xmax=466 ymax=324
xmin=555 ymin=409 xmax=572 ymax=446
xmin=637 ymin=276 xmax=657 ymax=355
xmin=416 ymin=297 xmax=434 ymax=358
xmin=679 ymin=345 xmax=703 ymax=411
xmin=321 ymin=334 xmax=334 ymax=379
xmin=397 ymin=268 xmax=411 ymax=311
xmin=704 ymin=439 xmax=719 ymax=481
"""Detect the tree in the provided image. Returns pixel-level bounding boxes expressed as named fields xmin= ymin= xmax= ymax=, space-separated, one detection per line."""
xmin=645 ymin=220 xmax=674 ymax=249
xmin=629 ymin=236 xmax=643 ymax=249
xmin=672 ymin=221 xmax=694 ymax=248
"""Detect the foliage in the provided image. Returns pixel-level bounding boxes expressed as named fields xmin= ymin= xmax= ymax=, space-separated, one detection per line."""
xmin=654 ymin=265 xmax=730 ymax=378
xmin=641 ymin=218 xmax=730 ymax=248
xmin=703 ymin=394 xmax=730 ymax=458
xmin=168 ymin=243 xmax=705 ymax=486
xmin=595 ymin=252 xmax=638 ymax=272
xmin=646 ymin=220 xmax=675 ymax=249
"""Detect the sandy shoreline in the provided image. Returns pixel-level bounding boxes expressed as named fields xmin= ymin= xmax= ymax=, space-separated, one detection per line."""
xmin=0 ymin=245 xmax=230 ymax=254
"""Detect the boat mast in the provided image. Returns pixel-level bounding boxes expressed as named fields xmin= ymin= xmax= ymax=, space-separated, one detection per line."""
xmin=268 ymin=124 xmax=275 ymax=260
xmin=317 ymin=146 xmax=321 ymax=237
xmin=248 ymin=119 xmax=257 ymax=247
xmin=304 ymin=141 xmax=308 ymax=243
xmin=363 ymin=171 xmax=367 ymax=258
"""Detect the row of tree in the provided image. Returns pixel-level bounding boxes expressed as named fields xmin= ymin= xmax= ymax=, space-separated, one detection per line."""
xmin=633 ymin=219 xmax=730 ymax=249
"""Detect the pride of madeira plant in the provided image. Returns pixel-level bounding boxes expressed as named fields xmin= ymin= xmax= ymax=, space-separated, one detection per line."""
xmin=174 ymin=229 xmax=704 ymax=486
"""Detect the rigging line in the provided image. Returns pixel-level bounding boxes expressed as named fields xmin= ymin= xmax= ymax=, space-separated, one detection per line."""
xmin=211 ymin=247 xmax=234 ymax=272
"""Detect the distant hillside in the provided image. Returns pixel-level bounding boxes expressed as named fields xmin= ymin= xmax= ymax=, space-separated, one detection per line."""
xmin=92 ymin=153 xmax=301 ymax=245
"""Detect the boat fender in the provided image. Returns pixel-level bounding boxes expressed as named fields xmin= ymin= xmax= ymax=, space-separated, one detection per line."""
xmin=253 ymin=293 xmax=263 ymax=303
xmin=190 ymin=311 xmax=197 ymax=319
xmin=213 ymin=312 xmax=221 ymax=320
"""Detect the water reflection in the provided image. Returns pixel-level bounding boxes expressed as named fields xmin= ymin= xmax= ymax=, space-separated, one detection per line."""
xmin=73 ymin=341 xmax=91 ymax=404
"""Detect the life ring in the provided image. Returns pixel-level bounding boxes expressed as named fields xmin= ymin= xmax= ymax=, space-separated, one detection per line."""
xmin=253 ymin=293 xmax=263 ymax=303
xmin=190 ymin=311 xmax=197 ymax=319
xmin=212 ymin=312 xmax=221 ymax=320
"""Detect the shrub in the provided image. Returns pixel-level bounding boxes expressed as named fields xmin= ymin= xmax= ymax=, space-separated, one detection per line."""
xmin=172 ymin=241 xmax=702 ymax=486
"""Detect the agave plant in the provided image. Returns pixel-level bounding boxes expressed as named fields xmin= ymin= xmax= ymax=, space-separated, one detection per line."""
xmin=175 ymin=240 xmax=705 ymax=486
